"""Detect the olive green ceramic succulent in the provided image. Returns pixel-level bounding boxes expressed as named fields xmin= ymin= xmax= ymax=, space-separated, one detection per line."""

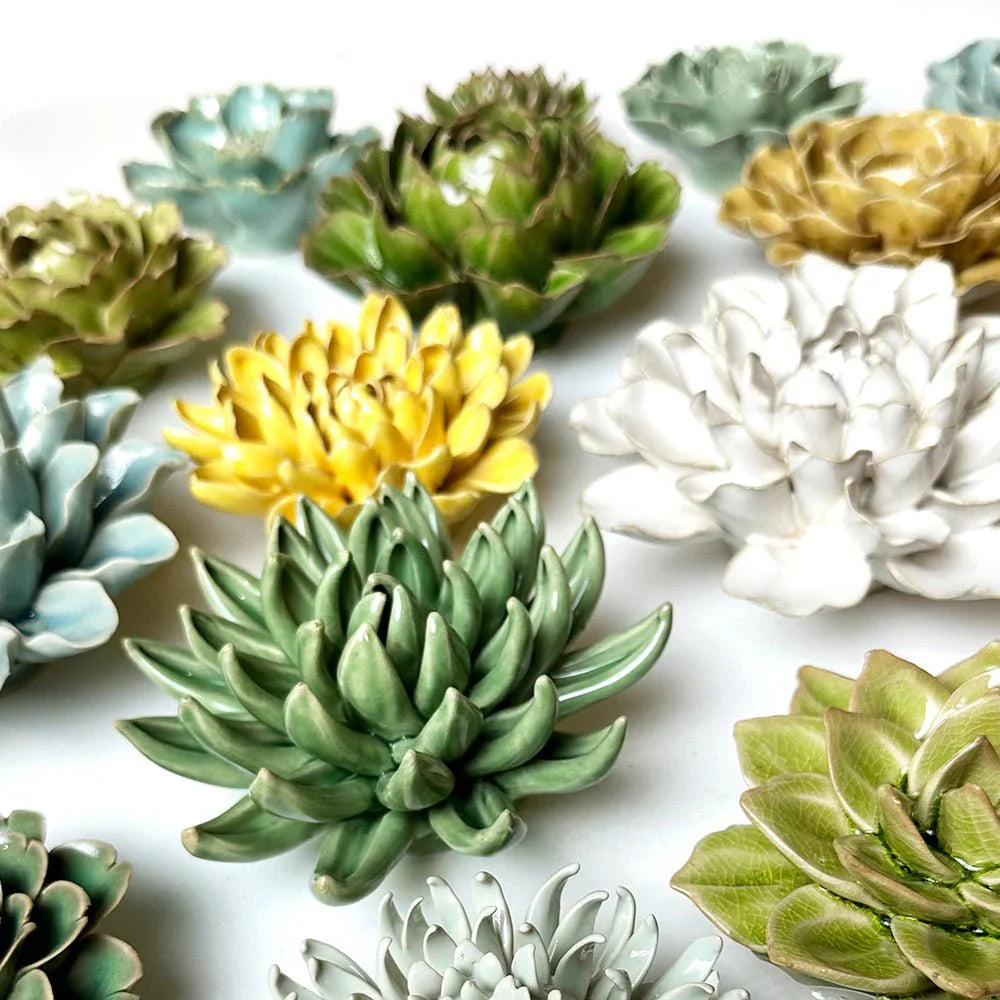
xmin=118 ymin=476 xmax=672 ymax=903
xmin=673 ymin=645 xmax=1000 ymax=998
xmin=0 ymin=197 xmax=227 ymax=392
xmin=0 ymin=810 xmax=142 ymax=999
xmin=303 ymin=68 xmax=681 ymax=347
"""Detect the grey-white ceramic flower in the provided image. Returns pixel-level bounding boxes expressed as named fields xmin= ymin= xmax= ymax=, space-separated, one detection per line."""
xmin=572 ymin=255 xmax=1000 ymax=616
xmin=270 ymin=864 xmax=747 ymax=1000
xmin=0 ymin=359 xmax=183 ymax=688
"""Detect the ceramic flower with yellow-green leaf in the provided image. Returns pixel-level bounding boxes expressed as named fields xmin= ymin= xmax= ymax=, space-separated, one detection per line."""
xmin=166 ymin=293 xmax=552 ymax=524
xmin=673 ymin=645 xmax=1000 ymax=998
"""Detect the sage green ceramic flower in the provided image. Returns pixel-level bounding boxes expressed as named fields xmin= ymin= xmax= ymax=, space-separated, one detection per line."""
xmin=673 ymin=645 xmax=1000 ymax=998
xmin=117 ymin=475 xmax=672 ymax=903
xmin=0 ymin=196 xmax=227 ymax=392
xmin=622 ymin=43 xmax=863 ymax=194
xmin=303 ymin=68 xmax=681 ymax=348
xmin=124 ymin=84 xmax=378 ymax=254
xmin=927 ymin=40 xmax=1000 ymax=117
xmin=0 ymin=809 xmax=142 ymax=999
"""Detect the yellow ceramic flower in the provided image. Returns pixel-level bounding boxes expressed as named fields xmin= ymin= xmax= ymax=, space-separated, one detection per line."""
xmin=166 ymin=295 xmax=553 ymax=523
xmin=719 ymin=110 xmax=1000 ymax=290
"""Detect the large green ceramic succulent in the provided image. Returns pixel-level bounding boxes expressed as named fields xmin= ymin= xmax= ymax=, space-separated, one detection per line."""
xmin=0 ymin=810 xmax=142 ymax=999
xmin=118 ymin=476 xmax=672 ymax=903
xmin=303 ymin=69 xmax=681 ymax=347
xmin=673 ymin=645 xmax=1000 ymax=998
xmin=0 ymin=197 xmax=227 ymax=392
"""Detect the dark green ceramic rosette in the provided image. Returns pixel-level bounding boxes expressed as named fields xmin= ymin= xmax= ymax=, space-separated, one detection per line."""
xmin=117 ymin=476 xmax=672 ymax=903
xmin=0 ymin=810 xmax=142 ymax=999
xmin=303 ymin=68 xmax=681 ymax=347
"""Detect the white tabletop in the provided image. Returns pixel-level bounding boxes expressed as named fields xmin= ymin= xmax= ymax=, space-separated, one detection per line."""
xmin=4 ymin=2 xmax=1000 ymax=997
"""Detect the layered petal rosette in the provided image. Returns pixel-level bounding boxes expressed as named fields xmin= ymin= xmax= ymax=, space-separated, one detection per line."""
xmin=272 ymin=864 xmax=748 ymax=1000
xmin=623 ymin=42 xmax=862 ymax=193
xmin=0 ymin=196 xmax=227 ymax=392
xmin=303 ymin=69 xmax=681 ymax=346
xmin=0 ymin=360 xmax=183 ymax=689
xmin=124 ymin=84 xmax=378 ymax=254
xmin=572 ymin=255 xmax=1000 ymax=616
xmin=719 ymin=111 xmax=1000 ymax=292
xmin=166 ymin=293 xmax=552 ymax=524
xmin=0 ymin=809 xmax=142 ymax=999
xmin=673 ymin=644 xmax=1000 ymax=998
xmin=927 ymin=40 xmax=1000 ymax=117
xmin=117 ymin=477 xmax=672 ymax=903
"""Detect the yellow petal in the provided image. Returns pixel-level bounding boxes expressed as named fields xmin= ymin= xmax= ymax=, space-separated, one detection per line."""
xmin=452 ymin=438 xmax=538 ymax=493
xmin=501 ymin=334 xmax=535 ymax=380
xmin=465 ymin=366 xmax=510 ymax=410
xmin=416 ymin=389 xmax=446 ymax=456
xmin=391 ymin=392 xmax=428 ymax=447
xmin=289 ymin=329 xmax=333 ymax=382
xmin=219 ymin=442 xmax=288 ymax=480
xmin=327 ymin=439 xmax=380 ymax=500
xmin=326 ymin=320 xmax=364 ymax=371
xmin=508 ymin=371 xmax=553 ymax=407
xmin=175 ymin=398 xmax=232 ymax=438
xmin=406 ymin=444 xmax=453 ymax=493
xmin=163 ymin=428 xmax=223 ymax=463
xmin=190 ymin=468 xmax=279 ymax=516
xmin=446 ymin=402 xmax=493 ymax=460
xmin=432 ymin=489 xmax=483 ymax=523
xmin=417 ymin=303 xmax=463 ymax=348
xmin=225 ymin=345 xmax=289 ymax=392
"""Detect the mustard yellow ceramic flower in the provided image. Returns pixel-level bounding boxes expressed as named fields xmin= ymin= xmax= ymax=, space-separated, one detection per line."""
xmin=166 ymin=294 xmax=552 ymax=523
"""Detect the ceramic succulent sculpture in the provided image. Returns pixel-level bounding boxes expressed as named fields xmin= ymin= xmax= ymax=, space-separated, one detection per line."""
xmin=166 ymin=293 xmax=552 ymax=524
xmin=673 ymin=643 xmax=1000 ymax=998
xmin=572 ymin=254 xmax=1000 ymax=616
xmin=719 ymin=111 xmax=1000 ymax=292
xmin=117 ymin=476 xmax=672 ymax=903
xmin=124 ymin=84 xmax=378 ymax=254
xmin=303 ymin=68 xmax=681 ymax=347
xmin=0 ymin=196 xmax=227 ymax=392
xmin=622 ymin=42 xmax=863 ymax=193
xmin=0 ymin=809 xmax=142 ymax=999
xmin=271 ymin=864 xmax=749 ymax=1000
xmin=927 ymin=40 xmax=1000 ymax=117
xmin=0 ymin=359 xmax=182 ymax=689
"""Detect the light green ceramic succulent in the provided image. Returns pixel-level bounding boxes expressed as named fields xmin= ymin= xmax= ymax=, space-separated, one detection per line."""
xmin=303 ymin=68 xmax=681 ymax=347
xmin=622 ymin=42 xmax=863 ymax=193
xmin=0 ymin=810 xmax=142 ymax=999
xmin=117 ymin=476 xmax=672 ymax=903
xmin=673 ymin=645 xmax=1000 ymax=998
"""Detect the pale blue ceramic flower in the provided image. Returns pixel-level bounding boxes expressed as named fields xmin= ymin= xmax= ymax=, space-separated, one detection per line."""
xmin=926 ymin=39 xmax=1000 ymax=117
xmin=123 ymin=84 xmax=378 ymax=254
xmin=0 ymin=359 xmax=184 ymax=689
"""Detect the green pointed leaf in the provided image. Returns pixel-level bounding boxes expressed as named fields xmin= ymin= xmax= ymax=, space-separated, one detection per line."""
xmin=560 ymin=518 xmax=605 ymax=640
xmin=937 ymin=784 xmax=1000 ymax=869
xmin=522 ymin=546 xmax=572 ymax=688
xmin=295 ymin=621 xmax=342 ymax=715
xmin=273 ymin=520 xmax=326 ymax=585
xmin=378 ymin=582 xmax=422 ymax=689
xmin=183 ymin=796 xmax=318 ymax=862
xmin=467 ymin=676 xmax=558 ymax=775
xmin=914 ymin=736 xmax=1000 ymax=828
xmin=877 ymin=785 xmax=963 ymax=884
xmin=260 ymin=550 xmax=315 ymax=662
xmin=179 ymin=605 xmax=286 ymax=673
xmin=891 ymin=916 xmax=1000 ymax=996
xmin=374 ymin=528 xmax=442 ymax=610
xmin=489 ymin=494 xmax=543 ymax=603
xmin=217 ymin=645 xmax=285 ymax=731
xmin=429 ymin=784 xmax=523 ymax=855
xmin=910 ymin=697 xmax=1000 ymax=795
xmin=850 ymin=650 xmax=950 ymax=738
xmin=314 ymin=550 xmax=362 ymax=650
xmin=249 ymin=767 xmax=376 ymax=823
xmin=938 ymin=640 xmax=1000 ymax=692
xmin=460 ymin=524 xmax=515 ymax=639
xmin=437 ymin=561 xmax=482 ymax=653
xmin=296 ymin=497 xmax=348 ymax=562
xmin=958 ymin=882 xmax=1000 ymax=935
xmin=192 ymin=549 xmax=264 ymax=627
xmin=791 ymin=666 xmax=854 ymax=716
xmin=412 ymin=688 xmax=484 ymax=761
xmin=376 ymin=750 xmax=455 ymax=811
xmin=413 ymin=614 xmax=471 ymax=718
xmin=734 ymin=715 xmax=828 ymax=787
xmin=303 ymin=210 xmax=381 ymax=281
xmin=468 ymin=598 xmax=532 ymax=711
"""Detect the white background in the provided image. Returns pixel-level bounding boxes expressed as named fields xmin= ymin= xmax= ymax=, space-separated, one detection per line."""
xmin=3 ymin=1 xmax=1000 ymax=997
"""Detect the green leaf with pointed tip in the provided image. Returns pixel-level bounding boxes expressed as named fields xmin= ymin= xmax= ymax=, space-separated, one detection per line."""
xmin=48 ymin=841 xmax=131 ymax=923
xmin=192 ymin=549 xmax=264 ymax=627
xmin=467 ymin=676 xmax=558 ymax=775
xmin=850 ymin=650 xmax=949 ymax=738
xmin=183 ymin=796 xmax=317 ymax=862
xmin=115 ymin=717 xmax=250 ymax=787
xmin=460 ymin=524 xmax=515 ymax=639
xmin=344 ymin=590 xmax=387 ymax=642
xmin=877 ymin=785 xmax=963 ymax=884
xmin=260 ymin=551 xmax=315 ymax=662
xmin=467 ymin=600 xmax=532 ymax=714
xmin=437 ymin=561 xmax=481 ymax=652
xmin=248 ymin=768 xmax=376 ymax=823
xmin=376 ymin=750 xmax=455 ymax=811
xmin=671 ymin=824 xmax=809 ymax=952
xmin=891 ymin=917 xmax=1000 ymax=997
xmin=487 ymin=500 xmax=540 ymax=604
xmin=380 ymin=583 xmax=422 ymax=689
xmin=412 ymin=688 xmax=483 ymax=761
xmin=314 ymin=550 xmax=362 ymax=650
xmin=909 ymin=698 xmax=1000 ymax=795
xmin=180 ymin=606 xmax=286 ymax=674
xmin=311 ymin=813 xmax=416 ymax=904
xmin=791 ymin=666 xmax=854 ymax=716
xmin=375 ymin=529 xmax=442 ymax=610
xmin=295 ymin=621 xmax=341 ymax=715
xmin=522 ymin=546 xmax=572 ymax=689
xmin=734 ymin=715 xmax=828 ymax=787
xmin=914 ymin=736 xmax=1000 ymax=829
xmin=550 ymin=605 xmax=672 ymax=720
xmin=273 ymin=519 xmax=325 ymax=585
xmin=936 ymin=784 xmax=1000 ymax=869
xmin=427 ymin=781 xmax=522 ymax=855
xmin=938 ymin=640 xmax=1000 ymax=692
xmin=826 ymin=708 xmax=918 ymax=832
xmin=296 ymin=497 xmax=348 ymax=563
xmin=560 ymin=518 xmax=605 ymax=640
xmin=218 ymin=646 xmax=285 ymax=731
xmin=413 ymin=614 xmax=471 ymax=718
xmin=303 ymin=210 xmax=381 ymax=281
xmin=768 ymin=885 xmax=932 ymax=994
xmin=495 ymin=717 xmax=627 ymax=799
xmin=62 ymin=933 xmax=143 ymax=1000
xmin=958 ymin=882 xmax=1000 ymax=935
xmin=122 ymin=638 xmax=240 ymax=716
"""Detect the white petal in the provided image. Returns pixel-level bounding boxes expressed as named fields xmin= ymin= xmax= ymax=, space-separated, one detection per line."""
xmin=843 ymin=263 xmax=907 ymax=332
xmin=570 ymin=399 xmax=634 ymax=457
xmin=870 ymin=508 xmax=951 ymax=552
xmin=698 ymin=480 xmax=798 ymax=539
xmin=880 ymin=527 xmax=1000 ymax=599
xmin=581 ymin=464 xmax=719 ymax=541
xmin=788 ymin=254 xmax=857 ymax=330
xmin=897 ymin=259 xmax=960 ymax=355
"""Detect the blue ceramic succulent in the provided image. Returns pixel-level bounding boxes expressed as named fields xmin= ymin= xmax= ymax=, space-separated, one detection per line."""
xmin=0 ymin=359 xmax=183 ymax=689
xmin=926 ymin=40 xmax=1000 ymax=117
xmin=124 ymin=84 xmax=378 ymax=254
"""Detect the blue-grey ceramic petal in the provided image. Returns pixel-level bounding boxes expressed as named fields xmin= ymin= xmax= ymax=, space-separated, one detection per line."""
xmin=0 ymin=448 xmax=41 ymax=527
xmin=16 ymin=577 xmax=118 ymax=662
xmin=73 ymin=512 xmax=178 ymax=596
xmin=927 ymin=39 xmax=1000 ymax=117
xmin=0 ymin=513 xmax=45 ymax=619
xmin=94 ymin=441 xmax=186 ymax=519
xmin=18 ymin=400 xmax=85 ymax=471
xmin=83 ymin=387 xmax=140 ymax=449
xmin=3 ymin=362 xmax=63 ymax=432
xmin=39 ymin=442 xmax=99 ymax=567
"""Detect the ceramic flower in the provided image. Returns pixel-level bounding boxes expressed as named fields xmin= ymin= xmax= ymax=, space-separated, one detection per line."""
xmin=719 ymin=111 xmax=1000 ymax=292
xmin=673 ymin=643 xmax=1000 ymax=998
xmin=572 ymin=254 xmax=1000 ymax=616
xmin=926 ymin=40 xmax=1000 ymax=117
xmin=622 ymin=42 xmax=863 ymax=193
xmin=166 ymin=293 xmax=552 ymax=524
xmin=272 ymin=864 xmax=749 ymax=1000
xmin=303 ymin=68 xmax=681 ymax=347
xmin=0 ymin=809 xmax=142 ymax=999
xmin=124 ymin=84 xmax=378 ymax=254
xmin=0 ymin=359 xmax=182 ymax=689
xmin=117 ymin=476 xmax=672 ymax=903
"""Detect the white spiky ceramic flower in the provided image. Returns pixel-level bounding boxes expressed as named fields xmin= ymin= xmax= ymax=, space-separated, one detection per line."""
xmin=270 ymin=864 xmax=747 ymax=1000
xmin=572 ymin=254 xmax=1000 ymax=616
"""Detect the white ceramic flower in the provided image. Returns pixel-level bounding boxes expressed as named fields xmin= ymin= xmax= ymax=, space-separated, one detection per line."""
xmin=572 ymin=255 xmax=1000 ymax=616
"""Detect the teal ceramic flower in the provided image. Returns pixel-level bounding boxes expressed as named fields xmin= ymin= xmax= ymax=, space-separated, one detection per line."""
xmin=622 ymin=42 xmax=863 ymax=193
xmin=124 ymin=84 xmax=378 ymax=254
xmin=926 ymin=40 xmax=1000 ymax=117
xmin=0 ymin=359 xmax=183 ymax=690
